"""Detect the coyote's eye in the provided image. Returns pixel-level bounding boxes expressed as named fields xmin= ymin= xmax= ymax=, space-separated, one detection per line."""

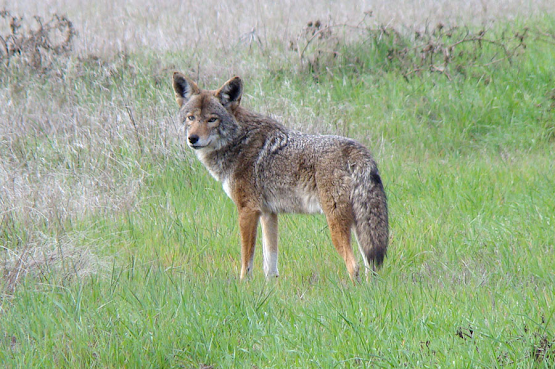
xmin=207 ymin=117 xmax=218 ymax=123
xmin=187 ymin=115 xmax=195 ymax=121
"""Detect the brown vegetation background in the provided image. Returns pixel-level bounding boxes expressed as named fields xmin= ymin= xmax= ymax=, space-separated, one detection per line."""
xmin=4 ymin=0 xmax=554 ymax=55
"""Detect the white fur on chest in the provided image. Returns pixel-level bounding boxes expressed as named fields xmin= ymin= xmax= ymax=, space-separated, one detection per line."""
xmin=196 ymin=150 xmax=223 ymax=181
xmin=222 ymin=178 xmax=233 ymax=199
xmin=193 ymin=149 xmax=236 ymax=201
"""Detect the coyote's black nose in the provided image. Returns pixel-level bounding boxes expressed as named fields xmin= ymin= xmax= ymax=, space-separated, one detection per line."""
xmin=188 ymin=135 xmax=199 ymax=145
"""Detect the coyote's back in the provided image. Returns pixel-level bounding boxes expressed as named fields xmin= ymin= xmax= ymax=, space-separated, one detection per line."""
xmin=172 ymin=72 xmax=388 ymax=282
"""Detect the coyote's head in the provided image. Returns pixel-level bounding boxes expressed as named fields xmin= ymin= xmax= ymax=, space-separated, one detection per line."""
xmin=172 ymin=73 xmax=242 ymax=151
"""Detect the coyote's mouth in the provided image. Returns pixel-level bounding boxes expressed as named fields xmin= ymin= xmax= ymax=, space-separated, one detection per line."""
xmin=188 ymin=138 xmax=212 ymax=150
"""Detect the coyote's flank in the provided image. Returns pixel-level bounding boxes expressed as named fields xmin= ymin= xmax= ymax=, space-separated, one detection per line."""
xmin=172 ymin=72 xmax=388 ymax=281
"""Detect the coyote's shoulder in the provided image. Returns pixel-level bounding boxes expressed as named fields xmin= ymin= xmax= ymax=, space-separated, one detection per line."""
xmin=172 ymin=72 xmax=388 ymax=282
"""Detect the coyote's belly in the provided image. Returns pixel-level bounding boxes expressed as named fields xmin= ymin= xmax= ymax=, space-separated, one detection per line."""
xmin=262 ymin=186 xmax=323 ymax=214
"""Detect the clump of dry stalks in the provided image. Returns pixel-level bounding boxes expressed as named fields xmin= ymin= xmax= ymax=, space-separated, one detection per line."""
xmin=290 ymin=12 xmax=537 ymax=80
xmin=0 ymin=9 xmax=76 ymax=70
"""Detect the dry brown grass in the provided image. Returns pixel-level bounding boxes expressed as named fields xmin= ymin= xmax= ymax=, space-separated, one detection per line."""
xmin=1 ymin=232 xmax=108 ymax=293
xmin=0 ymin=98 xmax=150 ymax=291
xmin=0 ymin=41 xmax=176 ymax=290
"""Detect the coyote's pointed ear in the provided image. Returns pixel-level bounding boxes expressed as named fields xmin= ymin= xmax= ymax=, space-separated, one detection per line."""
xmin=172 ymin=72 xmax=200 ymax=107
xmin=216 ymin=76 xmax=243 ymax=111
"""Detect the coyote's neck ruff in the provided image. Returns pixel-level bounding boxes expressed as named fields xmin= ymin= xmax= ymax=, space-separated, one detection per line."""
xmin=172 ymin=73 xmax=388 ymax=282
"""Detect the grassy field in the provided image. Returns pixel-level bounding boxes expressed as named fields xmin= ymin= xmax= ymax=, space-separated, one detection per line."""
xmin=1 ymin=1 xmax=555 ymax=367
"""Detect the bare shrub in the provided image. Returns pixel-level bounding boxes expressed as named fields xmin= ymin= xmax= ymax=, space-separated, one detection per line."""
xmin=0 ymin=9 xmax=76 ymax=71
xmin=291 ymin=13 xmax=530 ymax=80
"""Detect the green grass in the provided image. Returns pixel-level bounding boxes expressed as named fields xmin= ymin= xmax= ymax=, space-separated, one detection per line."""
xmin=1 ymin=13 xmax=555 ymax=368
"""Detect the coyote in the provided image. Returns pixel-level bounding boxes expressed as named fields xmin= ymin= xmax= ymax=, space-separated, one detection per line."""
xmin=172 ymin=72 xmax=388 ymax=281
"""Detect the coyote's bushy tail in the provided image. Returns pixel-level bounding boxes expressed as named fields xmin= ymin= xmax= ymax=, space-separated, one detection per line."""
xmin=350 ymin=157 xmax=389 ymax=270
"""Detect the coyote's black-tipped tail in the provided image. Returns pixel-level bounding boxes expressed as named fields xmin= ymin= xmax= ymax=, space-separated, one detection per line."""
xmin=351 ymin=161 xmax=389 ymax=270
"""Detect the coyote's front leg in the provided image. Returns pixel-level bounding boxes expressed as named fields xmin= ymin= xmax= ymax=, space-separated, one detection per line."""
xmin=261 ymin=212 xmax=279 ymax=278
xmin=238 ymin=209 xmax=260 ymax=280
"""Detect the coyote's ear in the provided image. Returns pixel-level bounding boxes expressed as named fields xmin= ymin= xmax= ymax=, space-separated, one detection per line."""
xmin=172 ymin=72 xmax=200 ymax=107
xmin=216 ymin=76 xmax=243 ymax=111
